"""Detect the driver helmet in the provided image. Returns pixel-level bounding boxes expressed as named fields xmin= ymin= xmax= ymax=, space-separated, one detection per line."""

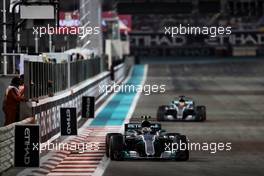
xmin=141 ymin=120 xmax=151 ymax=133
xmin=141 ymin=120 xmax=151 ymax=128
xmin=179 ymin=97 xmax=185 ymax=107
xmin=142 ymin=127 xmax=151 ymax=133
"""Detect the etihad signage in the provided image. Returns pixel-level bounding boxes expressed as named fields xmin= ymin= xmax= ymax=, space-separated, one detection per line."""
xmin=82 ymin=96 xmax=95 ymax=118
xmin=14 ymin=125 xmax=40 ymax=167
xmin=130 ymin=32 xmax=264 ymax=47
xmin=60 ymin=108 xmax=78 ymax=136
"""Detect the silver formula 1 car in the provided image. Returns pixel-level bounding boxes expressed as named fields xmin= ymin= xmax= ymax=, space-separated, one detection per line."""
xmin=157 ymin=96 xmax=206 ymax=121
xmin=105 ymin=116 xmax=189 ymax=161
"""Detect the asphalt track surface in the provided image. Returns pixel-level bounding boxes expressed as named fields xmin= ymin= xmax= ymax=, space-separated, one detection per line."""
xmin=103 ymin=60 xmax=264 ymax=176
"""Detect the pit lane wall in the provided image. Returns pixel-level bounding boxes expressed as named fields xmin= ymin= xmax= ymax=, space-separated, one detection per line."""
xmin=0 ymin=59 xmax=130 ymax=173
xmin=32 ymin=61 xmax=129 ymax=142
xmin=34 ymin=63 xmax=128 ymax=143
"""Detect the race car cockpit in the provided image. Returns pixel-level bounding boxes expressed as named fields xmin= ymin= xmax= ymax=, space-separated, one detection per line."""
xmin=125 ymin=116 xmax=160 ymax=136
xmin=141 ymin=116 xmax=153 ymax=134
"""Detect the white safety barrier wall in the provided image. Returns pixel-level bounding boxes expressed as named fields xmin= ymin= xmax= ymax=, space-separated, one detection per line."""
xmin=122 ymin=40 xmax=130 ymax=56
xmin=0 ymin=117 xmax=35 ymax=173
xmin=112 ymin=40 xmax=123 ymax=59
xmin=114 ymin=63 xmax=126 ymax=82
xmin=105 ymin=39 xmax=124 ymax=69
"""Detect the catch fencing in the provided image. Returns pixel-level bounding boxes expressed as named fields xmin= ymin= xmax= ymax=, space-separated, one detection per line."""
xmin=24 ymin=56 xmax=107 ymax=99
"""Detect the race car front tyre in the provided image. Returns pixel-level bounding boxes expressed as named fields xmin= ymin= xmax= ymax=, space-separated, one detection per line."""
xmin=196 ymin=106 xmax=206 ymax=121
xmin=157 ymin=106 xmax=166 ymax=121
xmin=106 ymin=133 xmax=122 ymax=157
xmin=175 ymin=135 xmax=189 ymax=161
xmin=109 ymin=135 xmax=124 ymax=160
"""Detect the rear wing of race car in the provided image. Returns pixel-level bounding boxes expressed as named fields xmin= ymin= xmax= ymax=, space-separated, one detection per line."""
xmin=124 ymin=123 xmax=162 ymax=132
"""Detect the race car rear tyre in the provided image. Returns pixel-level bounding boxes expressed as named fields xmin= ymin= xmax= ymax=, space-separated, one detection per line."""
xmin=106 ymin=133 xmax=122 ymax=157
xmin=109 ymin=135 xmax=124 ymax=161
xmin=176 ymin=135 xmax=189 ymax=161
xmin=196 ymin=106 xmax=206 ymax=121
xmin=157 ymin=105 xmax=166 ymax=121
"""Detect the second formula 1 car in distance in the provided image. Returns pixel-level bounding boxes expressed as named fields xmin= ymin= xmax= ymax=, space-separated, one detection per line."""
xmin=157 ymin=96 xmax=206 ymax=122
xmin=105 ymin=116 xmax=189 ymax=161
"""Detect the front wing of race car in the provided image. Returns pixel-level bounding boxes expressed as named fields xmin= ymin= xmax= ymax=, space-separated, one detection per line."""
xmin=121 ymin=150 xmax=179 ymax=160
xmin=157 ymin=105 xmax=206 ymax=121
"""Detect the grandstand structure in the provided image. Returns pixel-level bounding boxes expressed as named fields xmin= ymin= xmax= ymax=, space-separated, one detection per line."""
xmin=121 ymin=0 xmax=264 ymax=57
xmin=130 ymin=0 xmax=264 ymax=32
